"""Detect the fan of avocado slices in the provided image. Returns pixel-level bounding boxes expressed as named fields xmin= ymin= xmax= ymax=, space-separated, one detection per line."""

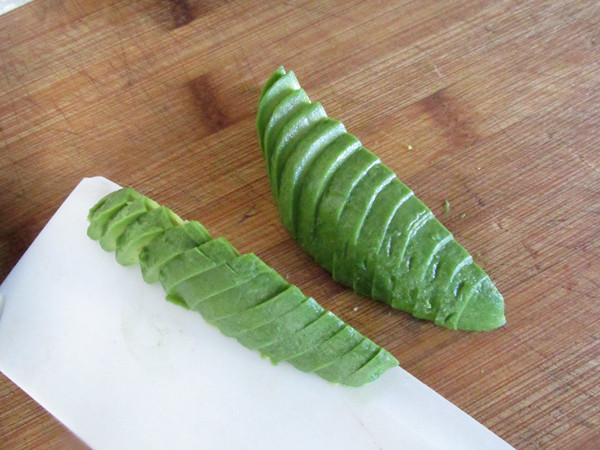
xmin=87 ymin=187 xmax=398 ymax=387
xmin=256 ymin=67 xmax=505 ymax=331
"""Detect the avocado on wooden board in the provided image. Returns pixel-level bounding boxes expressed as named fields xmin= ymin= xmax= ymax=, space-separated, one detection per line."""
xmin=257 ymin=66 xmax=505 ymax=331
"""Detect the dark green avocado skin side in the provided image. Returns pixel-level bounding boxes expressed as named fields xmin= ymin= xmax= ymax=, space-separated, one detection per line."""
xmin=257 ymin=66 xmax=506 ymax=331
xmin=88 ymin=188 xmax=398 ymax=387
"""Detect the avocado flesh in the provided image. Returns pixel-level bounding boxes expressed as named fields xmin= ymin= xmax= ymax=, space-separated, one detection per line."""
xmin=387 ymin=219 xmax=453 ymax=319
xmin=260 ymin=311 xmax=345 ymax=363
xmin=352 ymin=180 xmax=412 ymax=296
xmin=295 ymin=133 xmax=362 ymax=255
xmin=236 ymin=297 xmax=324 ymax=351
xmin=115 ymin=206 xmax=180 ymax=266
xmin=312 ymin=148 xmax=380 ymax=272
xmin=214 ymin=285 xmax=306 ymax=337
xmin=257 ymin=66 xmax=506 ymax=330
xmin=315 ymin=339 xmax=380 ymax=384
xmin=87 ymin=188 xmax=142 ymax=240
xmin=99 ymin=196 xmax=155 ymax=252
xmin=139 ymin=221 xmax=212 ymax=284
xmin=259 ymin=66 xmax=286 ymax=102
xmin=287 ymin=324 xmax=364 ymax=372
xmin=332 ymin=163 xmax=395 ymax=288
xmin=341 ymin=348 xmax=399 ymax=387
xmin=430 ymin=259 xmax=489 ymax=329
xmin=197 ymin=237 xmax=240 ymax=263
xmin=160 ymin=248 xmax=216 ymax=295
xmin=370 ymin=195 xmax=432 ymax=306
xmin=257 ymin=71 xmax=301 ymax=154
xmin=88 ymin=187 xmax=399 ymax=386
xmin=277 ymin=118 xmax=346 ymax=237
xmin=159 ymin=238 xmax=239 ymax=294
xmin=196 ymin=267 xmax=289 ymax=323
xmin=455 ymin=276 xmax=505 ymax=331
xmin=263 ymin=89 xmax=311 ymax=181
xmin=269 ymin=102 xmax=327 ymax=199
xmin=173 ymin=254 xmax=265 ymax=311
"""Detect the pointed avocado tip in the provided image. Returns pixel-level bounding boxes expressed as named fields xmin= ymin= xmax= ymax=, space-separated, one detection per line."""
xmin=456 ymin=277 xmax=506 ymax=331
xmin=258 ymin=66 xmax=288 ymax=103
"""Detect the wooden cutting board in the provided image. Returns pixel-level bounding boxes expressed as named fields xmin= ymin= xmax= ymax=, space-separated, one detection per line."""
xmin=1 ymin=0 xmax=599 ymax=448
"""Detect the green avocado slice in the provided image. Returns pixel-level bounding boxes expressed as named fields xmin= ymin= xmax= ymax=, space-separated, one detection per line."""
xmin=296 ymin=133 xmax=362 ymax=254
xmin=159 ymin=238 xmax=238 ymax=295
xmin=269 ymin=102 xmax=327 ymax=198
xmin=99 ymin=196 xmax=158 ymax=252
xmin=352 ymin=180 xmax=413 ymax=296
xmin=87 ymin=188 xmax=142 ymax=240
xmin=313 ymin=148 xmax=380 ymax=272
xmin=341 ymin=348 xmax=398 ymax=387
xmin=195 ymin=236 xmax=240 ymax=264
xmin=260 ymin=311 xmax=345 ymax=363
xmin=257 ymin=71 xmax=301 ymax=154
xmin=391 ymin=240 xmax=471 ymax=321
xmin=173 ymin=253 xmax=265 ymax=311
xmin=116 ymin=206 xmax=182 ymax=266
xmin=315 ymin=338 xmax=380 ymax=384
xmin=370 ymin=195 xmax=432 ymax=307
xmin=196 ymin=268 xmax=289 ymax=323
xmin=236 ymin=297 xmax=324 ymax=351
xmin=387 ymin=219 xmax=453 ymax=318
xmin=277 ymin=118 xmax=346 ymax=237
xmin=214 ymin=285 xmax=306 ymax=337
xmin=139 ymin=221 xmax=211 ymax=283
xmin=160 ymin=247 xmax=217 ymax=295
xmin=332 ymin=164 xmax=396 ymax=288
xmin=455 ymin=276 xmax=505 ymax=331
xmin=263 ymin=89 xmax=311 ymax=178
xmin=287 ymin=324 xmax=364 ymax=372
xmin=430 ymin=257 xmax=488 ymax=329
xmin=259 ymin=66 xmax=286 ymax=103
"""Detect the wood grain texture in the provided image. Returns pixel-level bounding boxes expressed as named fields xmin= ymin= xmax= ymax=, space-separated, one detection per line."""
xmin=1 ymin=0 xmax=599 ymax=448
